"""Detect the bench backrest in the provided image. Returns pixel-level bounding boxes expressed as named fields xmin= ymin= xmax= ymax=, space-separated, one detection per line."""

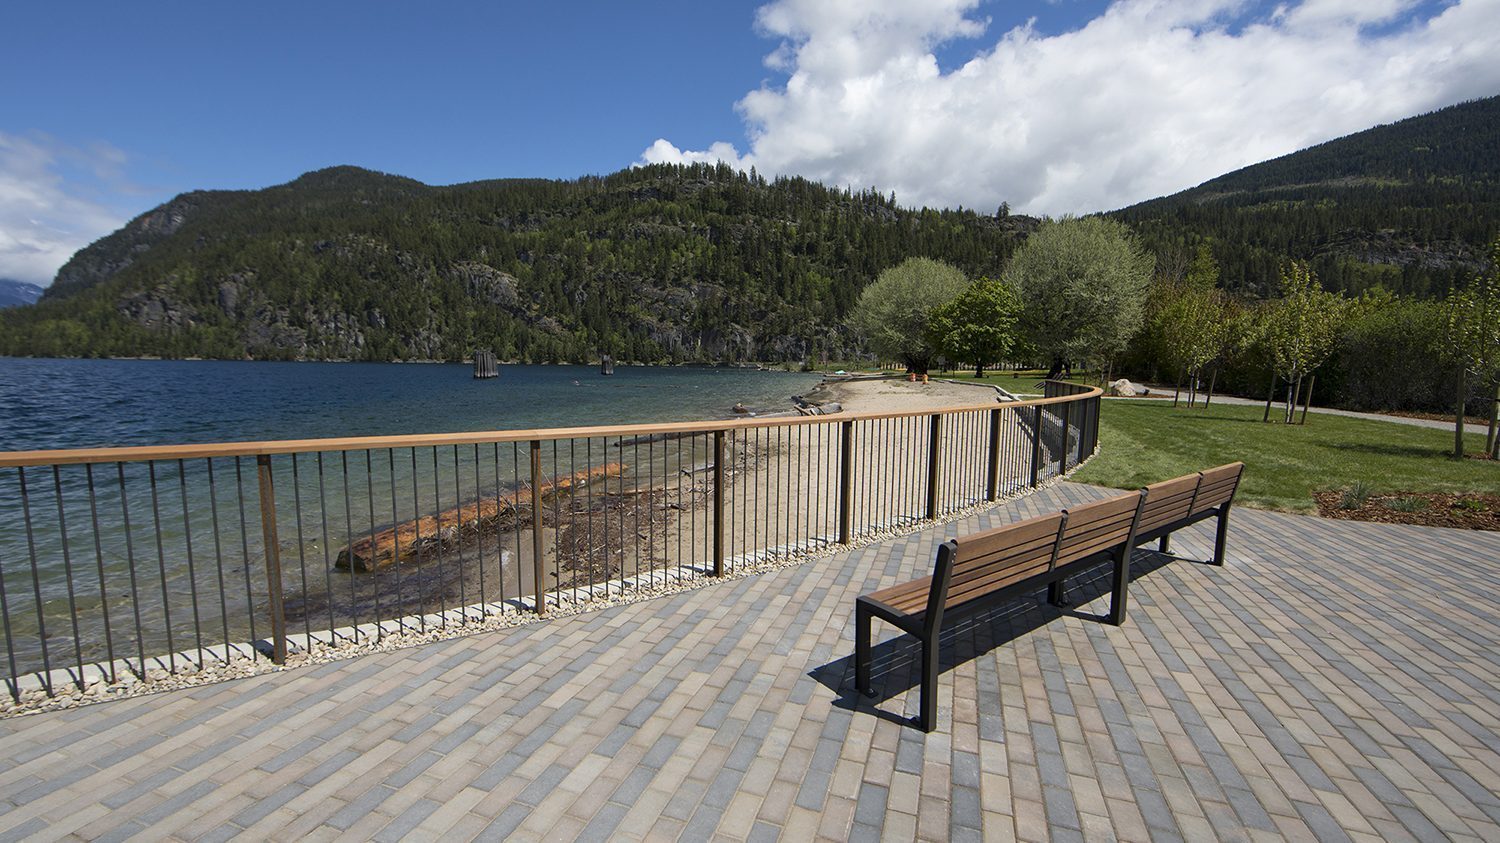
xmin=944 ymin=513 xmax=1066 ymax=611
xmin=1137 ymin=474 xmax=1200 ymax=536
xmin=1055 ymin=493 xmax=1143 ymax=568
xmin=1189 ymin=462 xmax=1245 ymax=516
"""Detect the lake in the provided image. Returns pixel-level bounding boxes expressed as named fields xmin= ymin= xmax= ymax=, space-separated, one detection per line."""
xmin=0 ymin=358 xmax=822 ymax=452
xmin=0 ymin=358 xmax=822 ymax=678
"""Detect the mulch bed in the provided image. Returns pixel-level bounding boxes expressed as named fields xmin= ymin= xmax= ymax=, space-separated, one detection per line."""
xmin=1313 ymin=490 xmax=1500 ymax=532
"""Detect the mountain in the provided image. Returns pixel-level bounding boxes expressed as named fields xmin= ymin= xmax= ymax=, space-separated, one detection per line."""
xmin=0 ymin=279 xmax=44 ymax=309
xmin=1 ymin=163 xmax=1035 ymax=362
xmin=1112 ymin=96 xmax=1500 ymax=297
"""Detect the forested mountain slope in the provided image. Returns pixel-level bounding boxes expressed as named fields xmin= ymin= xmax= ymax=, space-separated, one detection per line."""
xmin=1112 ymin=96 xmax=1500 ymax=297
xmin=0 ymin=164 xmax=1034 ymax=362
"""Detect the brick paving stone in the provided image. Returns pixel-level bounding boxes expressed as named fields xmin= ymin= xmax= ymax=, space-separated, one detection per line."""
xmin=2 ymin=483 xmax=1499 ymax=840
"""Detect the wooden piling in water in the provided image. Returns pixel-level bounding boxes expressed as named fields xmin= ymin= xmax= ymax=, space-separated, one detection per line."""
xmin=473 ymin=350 xmax=498 ymax=379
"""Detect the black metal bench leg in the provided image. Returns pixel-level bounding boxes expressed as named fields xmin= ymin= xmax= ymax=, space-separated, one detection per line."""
xmin=1107 ymin=548 xmax=1130 ymax=625
xmin=1047 ymin=578 xmax=1070 ymax=608
xmin=919 ymin=633 xmax=939 ymax=732
xmin=1158 ymin=534 xmax=1170 ymax=554
xmin=1212 ymin=507 xmax=1231 ymax=566
xmin=855 ymin=603 xmax=873 ymax=695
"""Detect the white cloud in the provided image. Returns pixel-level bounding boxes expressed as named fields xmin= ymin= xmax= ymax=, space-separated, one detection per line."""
xmin=0 ymin=133 xmax=132 ymax=286
xmin=641 ymin=0 xmax=1500 ymax=215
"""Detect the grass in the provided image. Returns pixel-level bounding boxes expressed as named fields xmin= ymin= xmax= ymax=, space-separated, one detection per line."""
xmin=1071 ymin=400 xmax=1495 ymax=513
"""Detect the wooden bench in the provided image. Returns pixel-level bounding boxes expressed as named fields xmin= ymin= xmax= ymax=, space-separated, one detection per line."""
xmin=853 ymin=462 xmax=1244 ymax=731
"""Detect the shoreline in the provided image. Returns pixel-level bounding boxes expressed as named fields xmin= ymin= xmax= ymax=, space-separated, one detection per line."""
xmin=798 ymin=373 xmax=1023 ymax=415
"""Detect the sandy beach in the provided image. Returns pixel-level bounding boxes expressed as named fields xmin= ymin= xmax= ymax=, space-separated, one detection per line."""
xmin=804 ymin=373 xmax=1028 ymax=414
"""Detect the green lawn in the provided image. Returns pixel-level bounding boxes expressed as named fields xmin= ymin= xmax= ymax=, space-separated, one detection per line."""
xmin=1071 ymin=400 xmax=1496 ymax=513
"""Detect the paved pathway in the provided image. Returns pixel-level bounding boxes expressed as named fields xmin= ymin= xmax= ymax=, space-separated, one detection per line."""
xmin=3 ymin=483 xmax=1499 ymax=841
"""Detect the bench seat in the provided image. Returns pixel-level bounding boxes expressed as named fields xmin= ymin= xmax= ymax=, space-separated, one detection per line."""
xmin=853 ymin=462 xmax=1244 ymax=732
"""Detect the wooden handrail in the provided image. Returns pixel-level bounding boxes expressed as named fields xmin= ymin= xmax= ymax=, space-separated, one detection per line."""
xmin=0 ymin=382 xmax=1102 ymax=468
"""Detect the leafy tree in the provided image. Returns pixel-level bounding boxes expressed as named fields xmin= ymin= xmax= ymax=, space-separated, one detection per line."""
xmin=849 ymin=258 xmax=968 ymax=374
xmin=1444 ymin=237 xmax=1500 ymax=457
xmin=1003 ymin=217 xmax=1154 ymax=379
xmin=1264 ymin=261 xmax=1351 ymax=423
xmin=926 ymin=277 xmax=1023 ymax=377
xmin=1147 ymin=246 xmax=1232 ymax=406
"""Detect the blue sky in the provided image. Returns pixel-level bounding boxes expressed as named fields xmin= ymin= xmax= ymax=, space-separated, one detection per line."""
xmin=2 ymin=1 xmax=1496 ymax=285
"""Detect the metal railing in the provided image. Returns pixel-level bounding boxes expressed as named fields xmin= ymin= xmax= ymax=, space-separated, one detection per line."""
xmin=0 ymin=380 xmax=1101 ymax=699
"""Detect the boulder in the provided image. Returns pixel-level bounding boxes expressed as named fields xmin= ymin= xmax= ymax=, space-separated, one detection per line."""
xmin=1108 ymin=378 xmax=1145 ymax=397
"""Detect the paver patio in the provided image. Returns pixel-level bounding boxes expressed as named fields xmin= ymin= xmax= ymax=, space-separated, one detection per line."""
xmin=2 ymin=481 xmax=1499 ymax=841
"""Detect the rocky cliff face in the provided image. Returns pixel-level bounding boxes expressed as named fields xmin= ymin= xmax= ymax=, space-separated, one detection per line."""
xmin=5 ymin=163 xmax=1023 ymax=363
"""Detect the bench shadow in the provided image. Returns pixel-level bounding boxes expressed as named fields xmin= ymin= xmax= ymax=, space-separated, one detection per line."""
xmin=809 ymin=550 xmax=1178 ymax=728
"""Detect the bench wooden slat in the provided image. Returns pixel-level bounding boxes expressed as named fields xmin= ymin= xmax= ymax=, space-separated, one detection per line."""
xmin=1189 ymin=463 xmax=1244 ymax=514
xmin=1056 ymin=494 xmax=1140 ymax=566
xmin=854 ymin=462 xmax=1243 ymax=732
xmin=1137 ymin=475 xmax=1200 ymax=531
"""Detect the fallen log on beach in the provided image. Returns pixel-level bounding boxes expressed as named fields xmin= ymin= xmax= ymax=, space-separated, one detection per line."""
xmin=335 ymin=462 xmax=625 ymax=572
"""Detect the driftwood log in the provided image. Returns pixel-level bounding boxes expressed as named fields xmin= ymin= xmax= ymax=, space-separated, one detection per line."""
xmin=335 ymin=462 xmax=625 ymax=572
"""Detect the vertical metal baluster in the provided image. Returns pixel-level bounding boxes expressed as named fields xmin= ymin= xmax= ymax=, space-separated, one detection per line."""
xmin=474 ymin=444 xmax=487 ymax=616
xmin=204 ymin=461 xmax=231 ymax=663
xmin=317 ymin=454 xmax=335 ymax=642
xmin=513 ymin=444 xmax=522 ymax=610
xmin=388 ymin=449 xmax=406 ymax=632
xmin=48 ymin=466 xmax=86 ymax=687
xmin=412 ymin=449 xmax=427 ymax=631
xmin=643 ymin=436 xmax=652 ymax=583
xmin=494 ymin=443 xmax=505 ymax=607
xmin=86 ymin=464 xmax=117 ymax=681
xmin=117 ymin=464 xmax=145 ymax=675
xmin=654 ymin=432 xmax=666 ymax=576
xmin=0 ymin=539 xmax=17 ymax=700
xmin=290 ymin=455 xmax=312 ymax=650
xmin=551 ymin=441 xmax=561 ymax=600
xmin=340 ymin=453 xmax=358 ymax=641
xmin=144 ymin=461 xmax=175 ymax=674
xmin=712 ymin=430 xmax=724 ymax=578
xmin=678 ymin=435 xmax=684 ymax=573
xmin=687 ymin=434 xmax=694 ymax=577
xmin=172 ymin=460 xmax=203 ymax=669
xmin=591 ymin=435 xmax=603 ymax=594
xmin=451 ymin=447 xmax=467 ymax=623
xmin=233 ymin=458 xmax=257 ymax=658
xmin=632 ymin=435 xmax=641 ymax=586
xmin=529 ymin=440 xmax=545 ymax=615
xmin=367 ymin=451 xmax=383 ymax=637
xmin=431 ymin=447 xmax=446 ymax=629
xmin=586 ymin=438 xmax=595 ymax=597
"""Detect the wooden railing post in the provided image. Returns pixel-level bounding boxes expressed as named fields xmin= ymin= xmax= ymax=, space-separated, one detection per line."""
xmin=1030 ymin=405 xmax=1044 ymax=488
xmin=986 ymin=409 xmax=1001 ymax=501
xmin=255 ymin=455 xmax=287 ymax=664
xmin=529 ymin=440 xmax=546 ymax=615
xmin=713 ymin=430 xmax=725 ymax=576
xmin=838 ymin=420 xmax=854 ymax=543
xmin=926 ymin=414 xmax=942 ymax=520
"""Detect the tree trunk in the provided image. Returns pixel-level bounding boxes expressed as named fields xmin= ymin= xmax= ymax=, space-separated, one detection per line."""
xmin=1299 ymin=374 xmax=1316 ymax=425
xmin=975 ymin=362 xmax=984 ymax=378
xmin=1173 ymin=369 xmax=1184 ymax=408
xmin=1047 ymin=357 xmax=1064 ymax=380
xmin=1204 ymin=367 xmax=1219 ymax=407
xmin=1285 ymin=375 xmax=1300 ymax=425
xmin=1454 ymin=366 xmax=1468 ymax=459
xmin=1263 ymin=371 xmax=1277 ymax=422
xmin=1103 ymin=359 xmax=1113 ymax=388
xmin=1486 ymin=380 xmax=1498 ymax=458
xmin=1188 ymin=367 xmax=1199 ymax=408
